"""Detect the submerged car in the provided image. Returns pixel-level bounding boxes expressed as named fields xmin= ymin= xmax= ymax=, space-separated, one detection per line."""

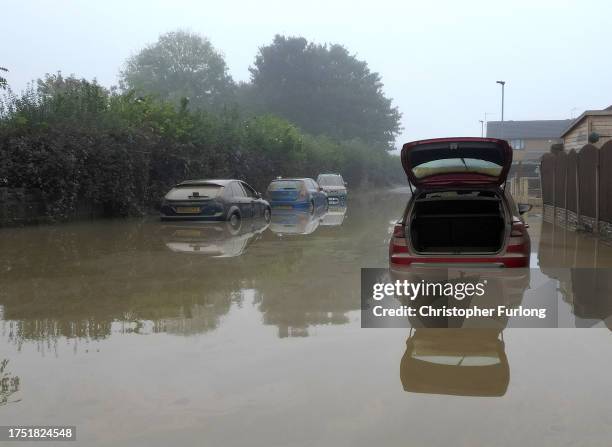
xmin=266 ymin=178 xmax=328 ymax=213
xmin=389 ymin=137 xmax=531 ymax=268
xmin=160 ymin=179 xmax=271 ymax=224
xmin=316 ymin=173 xmax=347 ymax=204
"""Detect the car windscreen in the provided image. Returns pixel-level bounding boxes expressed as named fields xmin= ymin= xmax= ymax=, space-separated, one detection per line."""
xmin=267 ymin=180 xmax=301 ymax=191
xmin=317 ymin=175 xmax=344 ymax=186
xmin=165 ymin=184 xmax=223 ymax=200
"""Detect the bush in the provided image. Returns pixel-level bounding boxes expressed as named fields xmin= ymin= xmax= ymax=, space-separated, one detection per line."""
xmin=0 ymin=74 xmax=405 ymax=221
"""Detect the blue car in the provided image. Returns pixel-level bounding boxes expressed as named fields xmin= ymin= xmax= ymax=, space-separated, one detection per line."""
xmin=266 ymin=178 xmax=328 ymax=213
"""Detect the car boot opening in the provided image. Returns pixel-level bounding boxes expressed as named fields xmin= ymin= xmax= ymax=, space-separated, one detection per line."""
xmin=409 ymin=191 xmax=505 ymax=254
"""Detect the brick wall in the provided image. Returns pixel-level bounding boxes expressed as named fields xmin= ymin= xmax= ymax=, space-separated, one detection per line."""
xmin=543 ymin=204 xmax=555 ymax=223
xmin=543 ymin=203 xmax=606 ymax=235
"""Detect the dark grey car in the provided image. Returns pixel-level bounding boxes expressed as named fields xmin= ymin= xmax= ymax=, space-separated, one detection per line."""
xmin=160 ymin=179 xmax=271 ymax=225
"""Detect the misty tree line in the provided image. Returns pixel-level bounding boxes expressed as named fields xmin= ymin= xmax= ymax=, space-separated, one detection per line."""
xmin=0 ymin=31 xmax=405 ymax=220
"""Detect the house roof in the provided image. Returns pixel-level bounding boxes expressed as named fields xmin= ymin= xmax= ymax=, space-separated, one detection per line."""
xmin=560 ymin=108 xmax=612 ymax=137
xmin=486 ymin=120 xmax=573 ymax=140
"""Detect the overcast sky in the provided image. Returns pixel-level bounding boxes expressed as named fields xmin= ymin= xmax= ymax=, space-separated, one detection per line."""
xmin=4 ymin=0 xmax=611 ymax=148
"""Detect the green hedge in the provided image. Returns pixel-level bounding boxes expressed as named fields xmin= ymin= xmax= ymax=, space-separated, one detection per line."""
xmin=0 ymin=79 xmax=405 ymax=220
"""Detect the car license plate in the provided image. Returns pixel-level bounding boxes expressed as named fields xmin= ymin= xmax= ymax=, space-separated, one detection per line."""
xmin=176 ymin=207 xmax=200 ymax=214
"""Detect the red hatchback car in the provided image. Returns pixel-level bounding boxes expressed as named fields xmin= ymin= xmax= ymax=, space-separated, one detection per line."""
xmin=389 ymin=137 xmax=531 ymax=269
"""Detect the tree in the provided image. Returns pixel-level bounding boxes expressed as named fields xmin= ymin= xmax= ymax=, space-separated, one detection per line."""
xmin=0 ymin=67 xmax=7 ymax=90
xmin=550 ymin=143 xmax=564 ymax=153
xmin=248 ymin=35 xmax=402 ymax=149
xmin=120 ymin=30 xmax=234 ymax=111
xmin=37 ymin=72 xmax=109 ymax=125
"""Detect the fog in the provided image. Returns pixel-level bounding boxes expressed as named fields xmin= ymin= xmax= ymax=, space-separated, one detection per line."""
xmin=4 ymin=0 xmax=611 ymax=146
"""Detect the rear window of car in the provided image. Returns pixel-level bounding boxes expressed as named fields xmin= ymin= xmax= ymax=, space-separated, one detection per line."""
xmin=165 ymin=184 xmax=223 ymax=200
xmin=268 ymin=180 xmax=302 ymax=191
xmin=317 ymin=175 xmax=344 ymax=186
xmin=408 ymin=141 xmax=506 ymax=180
xmin=412 ymin=159 xmax=502 ymax=179
xmin=421 ymin=190 xmax=496 ymax=199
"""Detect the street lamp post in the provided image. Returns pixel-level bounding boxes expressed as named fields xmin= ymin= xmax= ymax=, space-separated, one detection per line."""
xmin=479 ymin=120 xmax=484 ymax=137
xmin=496 ymin=80 xmax=505 ymax=139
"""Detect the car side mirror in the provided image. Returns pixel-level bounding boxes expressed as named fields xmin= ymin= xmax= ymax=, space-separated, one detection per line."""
xmin=319 ymin=187 xmax=324 ymax=192
xmin=518 ymin=203 xmax=532 ymax=215
xmin=256 ymin=192 xmax=262 ymax=199
xmin=344 ymin=182 xmax=348 ymax=187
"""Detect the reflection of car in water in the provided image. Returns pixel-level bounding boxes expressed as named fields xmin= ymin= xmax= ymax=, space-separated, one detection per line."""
xmin=395 ymin=264 xmax=530 ymax=396
xmin=160 ymin=218 xmax=269 ymax=257
xmin=266 ymin=178 xmax=328 ymax=213
xmin=160 ymin=179 xmax=271 ymax=223
xmin=401 ymin=329 xmax=509 ymax=397
xmin=269 ymin=209 xmax=325 ymax=236
xmin=320 ymin=205 xmax=347 ymax=226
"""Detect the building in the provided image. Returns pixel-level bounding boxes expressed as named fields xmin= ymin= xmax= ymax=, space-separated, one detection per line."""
xmin=486 ymin=119 xmax=573 ymax=162
xmin=561 ymin=106 xmax=612 ymax=151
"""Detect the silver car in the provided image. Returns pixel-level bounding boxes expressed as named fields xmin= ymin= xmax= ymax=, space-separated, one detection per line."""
xmin=316 ymin=173 xmax=347 ymax=204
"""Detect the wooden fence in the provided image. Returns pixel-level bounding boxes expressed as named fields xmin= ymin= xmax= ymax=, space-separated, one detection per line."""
xmin=507 ymin=176 xmax=541 ymax=205
xmin=540 ymin=141 xmax=612 ymax=237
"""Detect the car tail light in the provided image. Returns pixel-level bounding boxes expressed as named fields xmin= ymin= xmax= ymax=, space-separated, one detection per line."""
xmin=393 ymin=223 xmax=405 ymax=238
xmin=298 ymin=186 xmax=307 ymax=200
xmin=390 ymin=223 xmax=409 ymax=257
xmin=510 ymin=221 xmax=525 ymax=237
xmin=507 ymin=220 xmax=529 ymax=254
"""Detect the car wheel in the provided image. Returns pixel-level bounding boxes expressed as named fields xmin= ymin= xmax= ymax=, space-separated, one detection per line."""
xmin=309 ymin=200 xmax=315 ymax=215
xmin=264 ymin=207 xmax=271 ymax=222
xmin=229 ymin=211 xmax=241 ymax=230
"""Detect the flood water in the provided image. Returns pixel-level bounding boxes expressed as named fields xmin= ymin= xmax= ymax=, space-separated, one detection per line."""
xmin=2 ymin=188 xmax=612 ymax=446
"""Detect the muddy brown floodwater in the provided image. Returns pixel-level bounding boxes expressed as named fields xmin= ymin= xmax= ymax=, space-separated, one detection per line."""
xmin=1 ymin=188 xmax=612 ymax=446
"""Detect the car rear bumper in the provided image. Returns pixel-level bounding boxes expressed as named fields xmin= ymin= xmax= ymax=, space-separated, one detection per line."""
xmin=269 ymin=200 xmax=310 ymax=210
xmin=160 ymin=214 xmax=226 ymax=221
xmin=324 ymin=191 xmax=347 ymax=202
xmin=390 ymin=253 xmax=530 ymax=268
xmin=327 ymin=196 xmax=346 ymax=204
xmin=160 ymin=200 xmax=225 ymax=219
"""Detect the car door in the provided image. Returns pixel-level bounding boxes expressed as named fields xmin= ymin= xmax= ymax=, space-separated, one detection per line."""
xmin=304 ymin=179 xmax=316 ymax=206
xmin=310 ymin=179 xmax=324 ymax=207
xmin=227 ymin=182 xmax=245 ymax=217
xmin=233 ymin=181 xmax=254 ymax=218
xmin=240 ymin=182 xmax=260 ymax=217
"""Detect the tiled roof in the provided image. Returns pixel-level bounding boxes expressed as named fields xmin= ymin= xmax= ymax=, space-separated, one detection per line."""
xmin=486 ymin=120 xmax=573 ymax=139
